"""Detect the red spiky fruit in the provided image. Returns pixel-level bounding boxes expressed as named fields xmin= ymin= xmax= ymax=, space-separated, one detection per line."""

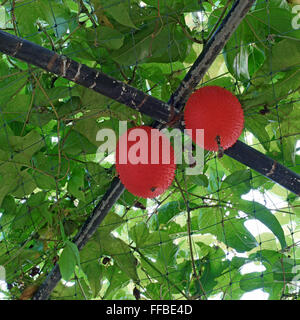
xmin=184 ymin=86 xmax=244 ymax=151
xmin=115 ymin=126 xmax=176 ymax=199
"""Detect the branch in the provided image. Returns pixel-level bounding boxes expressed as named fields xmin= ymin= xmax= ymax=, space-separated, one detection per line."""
xmin=0 ymin=30 xmax=171 ymax=124
xmin=225 ymin=141 xmax=300 ymax=195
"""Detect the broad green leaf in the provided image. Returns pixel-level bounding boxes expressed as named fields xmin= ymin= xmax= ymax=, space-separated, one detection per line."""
xmin=100 ymin=233 xmax=138 ymax=282
xmin=73 ymin=118 xmax=103 ymax=147
xmin=271 ymin=102 xmax=300 ymax=165
xmin=198 ymin=208 xmax=258 ymax=253
xmin=222 ymin=169 xmax=252 ymax=196
xmin=62 ymin=129 xmax=98 ymax=155
xmin=10 ymin=171 xmax=37 ymax=198
xmin=272 ymin=257 xmax=300 ymax=282
xmin=86 ymin=26 xmax=124 ymax=50
xmin=111 ymin=20 xmax=190 ymax=65
xmin=240 ymin=272 xmax=274 ymax=292
xmin=118 ymin=189 xmax=147 ymax=207
xmin=72 ymin=86 xmax=110 ymax=110
xmin=0 ymin=61 xmax=28 ymax=105
xmin=85 ymin=162 xmax=111 ymax=187
xmin=82 ymin=260 xmax=102 ymax=298
xmin=34 ymin=86 xmax=71 ymax=107
xmin=220 ymin=4 xmax=300 ymax=81
xmin=103 ymin=266 xmax=130 ymax=299
xmin=254 ymin=38 xmax=300 ymax=81
xmin=156 ymin=201 xmax=186 ymax=225
xmin=99 ymin=211 xmax=125 ymax=235
xmin=195 ymin=243 xmax=229 ymax=294
xmin=223 ymin=169 xmax=251 ymax=186
xmin=14 ymin=0 xmax=72 ymax=41
xmin=68 ymin=167 xmax=85 ymax=201
xmin=129 ymin=222 xmax=160 ymax=251
xmin=0 ymin=164 xmax=37 ymax=206
xmin=1 ymin=195 xmax=17 ymax=215
xmin=0 ymin=172 xmax=21 ymax=207
xmin=190 ymin=174 xmax=209 ymax=187
xmin=59 ymin=240 xmax=80 ymax=281
xmin=0 ymin=130 xmax=44 ymax=166
xmin=238 ymin=200 xmax=287 ymax=250
xmin=242 ymin=40 xmax=300 ymax=112
xmin=32 ymin=152 xmax=69 ymax=189
xmin=142 ymin=0 xmax=199 ymax=13
xmin=2 ymin=94 xmax=53 ymax=126
xmin=102 ymin=0 xmax=137 ymax=29
xmin=244 ymin=116 xmax=271 ymax=151
xmin=129 ymin=222 xmax=179 ymax=267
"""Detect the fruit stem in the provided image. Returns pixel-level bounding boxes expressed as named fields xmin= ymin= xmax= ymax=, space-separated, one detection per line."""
xmin=216 ymin=135 xmax=225 ymax=158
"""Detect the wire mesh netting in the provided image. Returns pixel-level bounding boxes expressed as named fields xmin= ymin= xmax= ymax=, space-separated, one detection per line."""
xmin=0 ymin=0 xmax=299 ymax=301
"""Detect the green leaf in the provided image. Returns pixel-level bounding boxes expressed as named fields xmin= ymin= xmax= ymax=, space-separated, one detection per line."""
xmin=240 ymin=272 xmax=274 ymax=292
xmin=99 ymin=211 xmax=125 ymax=235
xmin=103 ymin=266 xmax=130 ymax=299
xmin=85 ymin=162 xmax=111 ymax=187
xmin=82 ymin=260 xmax=102 ymax=298
xmin=190 ymin=174 xmax=209 ymax=187
xmin=34 ymin=86 xmax=71 ymax=106
xmin=100 ymin=233 xmax=138 ymax=282
xmin=2 ymin=94 xmax=53 ymax=126
xmin=156 ymin=201 xmax=186 ymax=225
xmin=73 ymin=118 xmax=103 ymax=147
xmin=221 ymin=3 xmax=300 ymax=81
xmin=222 ymin=170 xmax=252 ymax=196
xmin=0 ymin=167 xmax=37 ymax=207
xmin=195 ymin=243 xmax=229 ymax=294
xmin=14 ymin=0 xmax=73 ymax=41
xmin=223 ymin=170 xmax=251 ymax=186
xmin=198 ymin=208 xmax=258 ymax=253
xmin=4 ymin=130 xmax=44 ymax=165
xmin=257 ymin=39 xmax=300 ymax=77
xmin=273 ymin=257 xmax=300 ymax=282
xmin=71 ymin=83 xmax=108 ymax=109
xmin=26 ymin=191 xmax=46 ymax=206
xmin=244 ymin=116 xmax=270 ymax=151
xmin=130 ymin=222 xmax=158 ymax=250
xmin=129 ymin=222 xmax=179 ymax=265
xmin=32 ymin=152 xmax=68 ymax=189
xmin=87 ymin=26 xmax=124 ymax=50
xmin=142 ymin=0 xmax=199 ymax=14
xmin=242 ymin=40 xmax=300 ymax=111
xmin=103 ymin=0 xmax=137 ymax=29
xmin=62 ymin=129 xmax=98 ymax=155
xmin=68 ymin=167 xmax=85 ymax=201
xmin=1 ymin=195 xmax=17 ymax=215
xmin=111 ymin=20 xmax=190 ymax=65
xmin=59 ymin=240 xmax=80 ymax=281
xmin=238 ymin=200 xmax=287 ymax=250
xmin=0 ymin=61 xmax=28 ymax=105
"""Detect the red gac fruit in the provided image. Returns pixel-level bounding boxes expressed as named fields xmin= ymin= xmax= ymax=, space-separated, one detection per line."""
xmin=116 ymin=126 xmax=176 ymax=199
xmin=184 ymin=86 xmax=244 ymax=151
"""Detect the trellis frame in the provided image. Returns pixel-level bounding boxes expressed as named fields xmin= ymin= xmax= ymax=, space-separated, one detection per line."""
xmin=0 ymin=0 xmax=298 ymax=299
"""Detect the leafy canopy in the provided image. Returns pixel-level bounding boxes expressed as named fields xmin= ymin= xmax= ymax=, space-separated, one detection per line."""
xmin=0 ymin=0 xmax=299 ymax=300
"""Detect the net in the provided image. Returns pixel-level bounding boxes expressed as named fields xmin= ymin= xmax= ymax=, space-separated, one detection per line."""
xmin=0 ymin=0 xmax=299 ymax=301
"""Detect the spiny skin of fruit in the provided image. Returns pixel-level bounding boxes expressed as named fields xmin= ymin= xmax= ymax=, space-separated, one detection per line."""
xmin=184 ymin=86 xmax=244 ymax=151
xmin=115 ymin=126 xmax=176 ymax=199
